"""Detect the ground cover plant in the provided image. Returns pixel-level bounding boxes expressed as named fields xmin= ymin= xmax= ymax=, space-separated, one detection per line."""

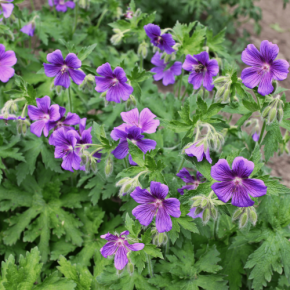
xmin=1 ymin=0 xmax=290 ymax=289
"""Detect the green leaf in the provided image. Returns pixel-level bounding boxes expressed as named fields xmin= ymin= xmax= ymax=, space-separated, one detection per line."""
xmin=184 ymin=155 xmax=212 ymax=181
xmin=77 ymin=44 xmax=97 ymax=61
xmin=206 ymin=28 xmax=229 ymax=57
xmin=143 ymin=245 xmax=163 ymax=259
xmin=261 ymin=122 xmax=282 ymax=162
xmin=250 ymin=145 xmax=263 ymax=176
xmin=197 ymin=95 xmax=207 ymax=112
xmin=125 ymin=213 xmax=141 ymax=239
xmin=128 ymin=140 xmax=145 ymax=167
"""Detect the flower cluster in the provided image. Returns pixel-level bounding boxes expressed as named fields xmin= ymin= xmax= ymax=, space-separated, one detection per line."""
xmin=48 ymin=0 xmax=75 ymax=12
xmin=28 ymin=96 xmax=101 ymax=172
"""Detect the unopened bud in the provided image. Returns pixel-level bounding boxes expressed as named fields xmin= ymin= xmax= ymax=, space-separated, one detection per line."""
xmin=195 ymin=207 xmax=203 ymax=215
xmin=268 ymin=108 xmax=277 ymax=124
xmin=200 ymin=199 xmax=208 ymax=208
xmin=111 ymin=30 xmax=124 ymax=45
xmin=153 ymin=232 xmax=168 ymax=247
xmin=116 ymin=177 xmax=131 ymax=187
xmin=210 ymin=207 xmax=218 ymax=220
xmin=105 ymin=157 xmax=113 ymax=177
xmin=239 ymin=212 xmax=248 ymax=228
xmin=277 ymin=109 xmax=283 ymax=123
xmin=137 ymin=42 xmax=148 ymax=59
xmin=202 ymin=208 xmax=210 ymax=224
xmin=262 ymin=106 xmax=271 ymax=118
xmin=127 ymin=262 xmax=134 ymax=275
xmin=232 ymin=208 xmax=243 ymax=220
xmin=213 ymin=76 xmax=228 ymax=84
xmin=192 ymin=199 xmax=201 ymax=207
xmin=55 ymin=86 xmax=63 ymax=95
xmin=11 ymin=102 xmax=18 ymax=113
xmin=90 ymin=159 xmax=98 ymax=173
xmin=215 ymin=86 xmax=225 ymax=101
xmin=222 ymin=89 xmax=230 ymax=103
xmin=79 ymin=74 xmax=95 ymax=91
xmin=249 ymin=208 xmax=257 ymax=225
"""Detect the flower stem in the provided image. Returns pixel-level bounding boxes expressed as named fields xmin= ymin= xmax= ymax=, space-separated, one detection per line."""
xmin=123 ymin=157 xmax=129 ymax=169
xmin=29 ymin=0 xmax=35 ymax=11
xmin=258 ymin=121 xmax=266 ymax=145
xmin=177 ymin=55 xmax=185 ymax=100
xmin=140 ymin=57 xmax=143 ymax=71
xmin=72 ymin=2 xmax=79 ymax=35
xmin=68 ymin=87 xmax=73 ymax=112
xmin=96 ymin=9 xmax=108 ymax=30
xmin=53 ymin=5 xmax=57 ymax=17
xmin=146 ymin=254 xmax=153 ymax=278
xmin=177 ymin=158 xmax=185 ymax=173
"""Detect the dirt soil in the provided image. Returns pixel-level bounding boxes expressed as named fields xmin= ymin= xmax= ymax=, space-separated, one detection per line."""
xmin=19 ymin=0 xmax=290 ymax=186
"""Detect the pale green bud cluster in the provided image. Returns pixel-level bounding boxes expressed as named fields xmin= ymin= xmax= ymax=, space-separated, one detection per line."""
xmin=50 ymin=81 xmax=63 ymax=95
xmin=105 ymin=156 xmax=113 ymax=177
xmin=190 ymin=191 xmax=223 ymax=224
xmin=110 ymin=29 xmax=130 ymax=45
xmin=278 ymin=131 xmax=290 ymax=156
xmin=262 ymin=95 xmax=284 ymax=124
xmin=137 ymin=41 xmax=148 ymax=59
xmin=17 ymin=119 xmax=30 ymax=135
xmin=80 ymin=150 xmax=101 ymax=173
xmin=79 ymin=74 xmax=95 ymax=91
xmin=214 ymin=75 xmax=232 ymax=103
xmin=126 ymin=95 xmax=137 ymax=110
xmin=244 ymin=118 xmax=260 ymax=135
xmin=79 ymin=0 xmax=90 ymax=9
xmin=152 ymin=230 xmax=168 ymax=247
xmin=232 ymin=206 xmax=257 ymax=228
xmin=116 ymin=176 xmax=141 ymax=197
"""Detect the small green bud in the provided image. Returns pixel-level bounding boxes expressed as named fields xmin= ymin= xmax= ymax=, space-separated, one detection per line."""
xmin=232 ymin=208 xmax=244 ymax=220
xmin=195 ymin=207 xmax=203 ymax=215
xmin=79 ymin=74 xmax=95 ymax=91
xmin=55 ymin=86 xmax=63 ymax=95
xmin=200 ymin=198 xmax=208 ymax=208
xmin=81 ymin=154 xmax=88 ymax=167
xmin=90 ymin=159 xmax=98 ymax=173
xmin=285 ymin=144 xmax=289 ymax=154
xmin=277 ymin=109 xmax=283 ymax=123
xmin=232 ymin=96 xmax=239 ymax=103
xmin=11 ymin=102 xmax=18 ymax=113
xmin=262 ymin=106 xmax=271 ymax=118
xmin=215 ymin=86 xmax=225 ymax=101
xmin=127 ymin=262 xmax=134 ymax=276
xmin=116 ymin=177 xmax=131 ymax=187
xmin=222 ymin=89 xmax=230 ymax=103
xmin=239 ymin=212 xmax=248 ymax=228
xmin=210 ymin=207 xmax=218 ymax=220
xmin=192 ymin=199 xmax=202 ymax=207
xmin=213 ymin=76 xmax=228 ymax=84
xmin=105 ymin=157 xmax=113 ymax=177
xmin=268 ymin=108 xmax=277 ymax=124
xmin=202 ymin=208 xmax=210 ymax=224
xmin=249 ymin=208 xmax=257 ymax=225
xmin=137 ymin=42 xmax=148 ymax=59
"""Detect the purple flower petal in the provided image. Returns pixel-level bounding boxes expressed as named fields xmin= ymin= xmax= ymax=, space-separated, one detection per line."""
xmin=203 ymin=71 xmax=214 ymax=91
xmin=187 ymin=207 xmax=203 ymax=219
xmin=132 ymin=204 xmax=156 ymax=226
xmin=81 ymin=128 xmax=92 ymax=144
xmin=162 ymin=70 xmax=175 ymax=86
xmin=30 ymin=120 xmax=46 ymax=137
xmin=129 ymin=154 xmax=138 ymax=166
xmin=139 ymin=108 xmax=160 ymax=134
xmin=182 ymin=54 xmax=199 ymax=71
xmin=54 ymin=71 xmax=71 ymax=88
xmin=188 ymin=71 xmax=204 ymax=90
xmin=121 ymin=108 xmax=139 ymax=126
xmin=0 ymin=66 xmax=15 ymax=83
xmin=194 ymin=51 xmax=209 ymax=66
xmin=43 ymin=63 xmax=61 ymax=77
xmin=111 ymin=140 xmax=129 ymax=159
xmin=156 ymin=207 xmax=172 ymax=233
xmin=63 ymin=112 xmax=80 ymax=125
xmin=47 ymin=49 xmax=64 ymax=65
xmin=95 ymin=76 xmax=112 ymax=92
xmin=130 ymin=187 xmax=156 ymax=204
xmin=151 ymin=66 xmax=165 ymax=81
xmin=144 ymin=24 xmax=161 ymax=39
xmin=79 ymin=118 xmax=86 ymax=134
xmin=65 ymin=53 xmax=81 ymax=69
xmin=163 ymin=198 xmax=181 ymax=218
xmin=65 ymin=1 xmax=75 ymax=9
xmin=1 ymin=3 xmax=14 ymax=18
xmin=150 ymin=181 xmax=168 ymax=199
xmin=241 ymin=67 xmax=263 ymax=89
xmin=232 ymin=157 xmax=254 ymax=178
xmin=136 ymin=139 xmax=156 ymax=153
xmin=205 ymin=148 xmax=212 ymax=164
xmin=68 ymin=69 xmax=86 ymax=85
xmin=110 ymin=124 xmax=130 ymax=141
xmin=127 ymin=126 xmax=143 ymax=140
xmin=96 ymin=63 xmax=114 ymax=78
xmin=185 ymin=143 xmax=205 ymax=162
xmin=20 ymin=23 xmax=35 ymax=37
xmin=271 ymin=59 xmax=289 ymax=81
xmin=178 ymin=185 xmax=197 ymax=195
xmin=252 ymin=133 xmax=259 ymax=142
xmin=160 ymin=34 xmax=175 ymax=54
xmin=56 ymin=4 xmax=67 ymax=12
xmin=258 ymin=72 xmax=274 ymax=96
xmin=232 ymin=186 xmax=254 ymax=207
xmin=260 ymin=40 xmax=279 ymax=63
xmin=176 ymin=168 xmax=195 ymax=183
xmin=27 ymin=105 xmax=43 ymax=120
xmin=61 ymin=151 xmax=81 ymax=172
xmin=207 ymin=59 xmax=219 ymax=76
xmin=124 ymin=241 xmax=144 ymax=251
xmin=0 ymin=49 xmax=17 ymax=66
xmin=114 ymin=246 xmax=128 ymax=270
xmin=241 ymin=44 xmax=263 ymax=66
xmin=36 ymin=96 xmax=50 ymax=113
xmin=100 ymin=241 xmax=118 ymax=258
xmin=170 ymin=61 xmax=182 ymax=76
xmin=114 ymin=67 xmax=127 ymax=82
xmin=211 ymin=181 xmax=234 ymax=203
xmin=106 ymin=82 xmax=133 ymax=103
xmin=100 ymin=233 xmax=118 ymax=241
xmin=151 ymin=52 xmax=165 ymax=67
xmin=120 ymin=231 xmax=129 ymax=236
xmin=242 ymin=178 xmax=267 ymax=198
xmin=211 ymin=159 xmax=234 ymax=181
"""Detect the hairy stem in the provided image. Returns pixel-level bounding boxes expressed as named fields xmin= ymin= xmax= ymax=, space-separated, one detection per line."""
xmin=258 ymin=121 xmax=266 ymax=145
xmin=177 ymin=158 xmax=185 ymax=173
xmin=177 ymin=55 xmax=185 ymax=100
xmin=96 ymin=9 xmax=108 ymax=30
xmin=68 ymin=86 xmax=73 ymax=112
xmin=146 ymin=254 xmax=154 ymax=278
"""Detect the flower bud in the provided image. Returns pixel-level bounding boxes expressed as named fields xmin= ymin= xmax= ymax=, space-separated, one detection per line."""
xmin=200 ymin=198 xmax=208 ymax=208
xmin=79 ymin=74 xmax=95 ymax=91
xmin=79 ymin=0 xmax=89 ymax=9
xmin=195 ymin=207 xmax=203 ymax=215
xmin=153 ymin=232 xmax=168 ymax=247
xmin=213 ymin=76 xmax=229 ymax=84
xmin=56 ymin=86 xmax=63 ymax=95
xmin=137 ymin=42 xmax=148 ymax=59
xmin=105 ymin=157 xmax=113 ymax=177
xmin=192 ymin=199 xmax=201 ymax=207
xmin=277 ymin=109 xmax=283 ymax=123
xmin=248 ymin=207 xmax=257 ymax=226
xmin=116 ymin=177 xmax=131 ymax=187
xmin=127 ymin=262 xmax=134 ymax=276
xmin=11 ymin=102 xmax=18 ymax=113
xmin=262 ymin=106 xmax=271 ymax=118
xmin=210 ymin=207 xmax=218 ymax=220
xmin=268 ymin=107 xmax=277 ymax=124
xmin=232 ymin=208 xmax=243 ymax=220
xmin=222 ymin=89 xmax=230 ymax=103
xmin=239 ymin=212 xmax=248 ymax=228
xmin=202 ymin=208 xmax=210 ymax=224
xmin=90 ymin=159 xmax=98 ymax=173
xmin=215 ymin=86 xmax=225 ymax=101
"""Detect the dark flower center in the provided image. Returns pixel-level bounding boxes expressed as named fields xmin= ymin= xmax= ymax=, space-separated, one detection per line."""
xmin=154 ymin=36 xmax=163 ymax=45
xmin=187 ymin=181 xmax=200 ymax=188
xmin=193 ymin=63 xmax=205 ymax=73
xmin=60 ymin=65 xmax=69 ymax=74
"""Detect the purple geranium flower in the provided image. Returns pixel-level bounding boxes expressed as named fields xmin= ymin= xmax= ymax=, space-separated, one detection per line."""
xmin=187 ymin=207 xmax=203 ymax=219
xmin=95 ymin=63 xmax=133 ymax=103
xmin=0 ymin=114 xmax=25 ymax=121
xmin=100 ymin=231 xmax=144 ymax=270
xmin=114 ymin=107 xmax=159 ymax=135
xmin=111 ymin=126 xmax=156 ymax=160
xmin=182 ymin=51 xmax=219 ymax=91
xmin=124 ymin=7 xmax=133 ymax=19
xmin=20 ymin=22 xmax=35 ymax=37
xmin=144 ymin=24 xmax=175 ymax=54
xmin=150 ymin=52 xmax=182 ymax=86
xmin=131 ymin=181 xmax=181 ymax=233
xmin=54 ymin=0 xmax=75 ymax=12
xmin=53 ymin=127 xmax=81 ymax=172
xmin=185 ymin=142 xmax=212 ymax=164
xmin=43 ymin=49 xmax=86 ymax=88
xmin=0 ymin=44 xmax=17 ymax=83
xmin=48 ymin=107 xmax=80 ymax=145
xmin=241 ymin=40 xmax=289 ymax=96
xmin=211 ymin=157 xmax=267 ymax=207
xmin=0 ymin=0 xmax=14 ymax=18
xmin=28 ymin=96 xmax=60 ymax=137
xmin=252 ymin=133 xmax=259 ymax=142
xmin=176 ymin=168 xmax=204 ymax=195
